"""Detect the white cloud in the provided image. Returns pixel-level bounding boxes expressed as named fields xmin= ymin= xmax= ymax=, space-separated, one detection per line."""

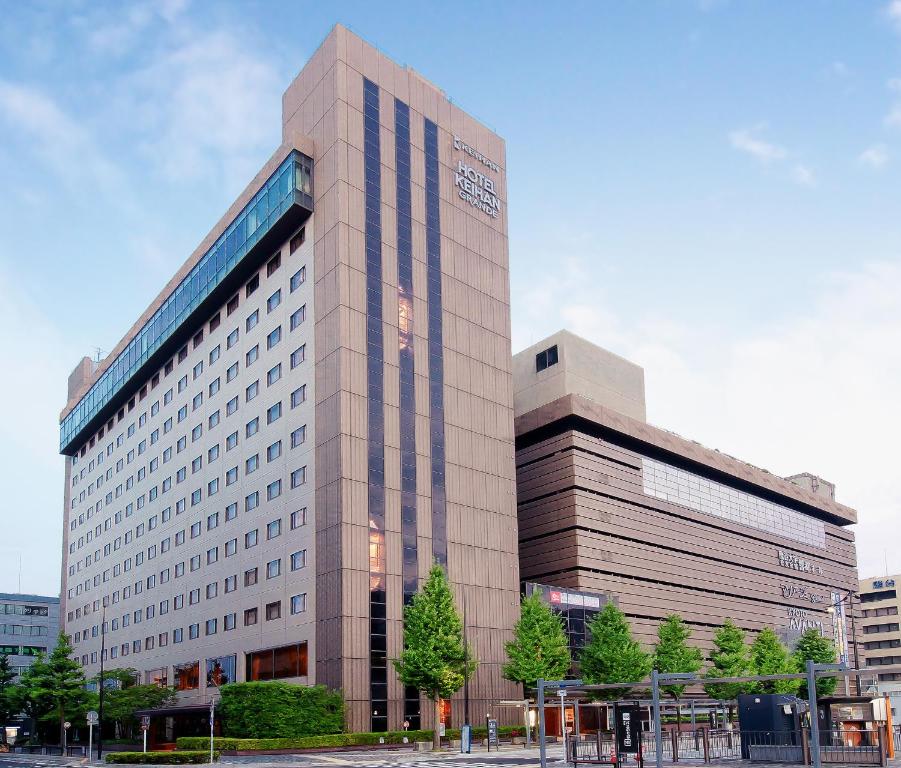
xmin=512 ymin=258 xmax=901 ymax=579
xmin=729 ymin=126 xmax=787 ymax=163
xmin=831 ymin=61 xmax=849 ymax=77
xmin=84 ymin=0 xmax=190 ymax=56
xmin=887 ymin=0 xmax=901 ymax=32
xmin=858 ymin=143 xmax=889 ymax=168
xmin=791 ymin=163 xmax=816 ymax=187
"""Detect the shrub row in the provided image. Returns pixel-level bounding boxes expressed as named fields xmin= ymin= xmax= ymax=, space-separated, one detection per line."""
xmin=106 ymin=751 xmax=219 ymax=764
xmin=178 ymin=726 xmax=525 ymax=752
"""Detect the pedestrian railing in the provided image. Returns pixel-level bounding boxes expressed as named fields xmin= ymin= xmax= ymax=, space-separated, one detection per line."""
xmin=569 ymin=727 xmax=889 ymax=765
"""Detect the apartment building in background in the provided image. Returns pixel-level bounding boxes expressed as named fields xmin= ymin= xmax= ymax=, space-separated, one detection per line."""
xmin=514 ymin=330 xmax=860 ymax=660
xmin=59 ymin=24 xmax=520 ymax=735
xmin=0 ymin=594 xmax=59 ymax=678
xmin=858 ymin=575 xmax=901 ymax=715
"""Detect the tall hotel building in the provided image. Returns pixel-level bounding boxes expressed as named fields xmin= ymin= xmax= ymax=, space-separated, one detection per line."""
xmin=59 ymin=25 xmax=520 ymax=732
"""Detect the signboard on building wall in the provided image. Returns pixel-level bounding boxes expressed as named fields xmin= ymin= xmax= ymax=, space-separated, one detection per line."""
xmin=452 ymin=135 xmax=502 ymax=220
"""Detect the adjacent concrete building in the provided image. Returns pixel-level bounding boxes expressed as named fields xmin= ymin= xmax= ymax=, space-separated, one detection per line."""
xmin=858 ymin=575 xmax=901 ymax=716
xmin=59 ymin=25 xmax=519 ymax=734
xmin=514 ymin=331 xmax=860 ymax=658
xmin=0 ymin=594 xmax=60 ymax=678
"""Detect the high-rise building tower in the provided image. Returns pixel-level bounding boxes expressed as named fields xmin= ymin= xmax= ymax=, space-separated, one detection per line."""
xmin=59 ymin=25 xmax=520 ymax=733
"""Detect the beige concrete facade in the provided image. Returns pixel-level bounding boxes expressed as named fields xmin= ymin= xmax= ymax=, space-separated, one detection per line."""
xmin=858 ymin=575 xmax=901 ymax=715
xmin=60 ymin=25 xmax=520 ymax=734
xmin=514 ymin=331 xmax=860 ymax=660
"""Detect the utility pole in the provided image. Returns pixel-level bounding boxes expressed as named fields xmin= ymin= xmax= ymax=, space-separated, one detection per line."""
xmin=848 ymin=591 xmax=862 ymax=696
xmin=463 ymin=591 xmax=470 ymax=727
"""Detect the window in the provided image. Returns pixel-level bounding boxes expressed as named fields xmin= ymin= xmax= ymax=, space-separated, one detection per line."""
xmin=246 ymin=274 xmax=259 ymax=296
xmin=224 ymin=575 xmax=237 ymax=593
xmin=178 ymin=375 xmax=188 ymax=393
xmin=267 ymin=519 xmax=281 ymax=539
xmin=245 ymin=529 xmax=258 ymax=548
xmin=246 ymin=454 xmax=259 ymax=474
xmin=290 ymin=594 xmax=307 ymax=615
xmin=246 ymin=418 xmax=259 ymax=437
xmin=291 ymin=426 xmax=306 ymax=448
xmin=225 ymin=502 xmax=238 ymax=521
xmin=246 ymin=381 xmax=259 ymax=402
xmin=209 ymin=313 xmax=221 ymax=333
xmin=174 ymin=661 xmax=200 ymax=690
xmin=224 ymin=613 xmax=236 ymax=631
xmin=267 ymin=253 xmax=281 ymax=276
xmin=267 ymin=441 xmax=281 ymax=462
xmin=244 ymin=567 xmax=258 ymax=586
xmin=290 ymin=305 xmax=305 ymax=330
xmin=208 ymin=444 xmax=220 ymax=462
xmin=210 ymin=344 xmax=220 ymax=364
xmin=536 ymin=344 xmax=559 ymax=372
xmin=227 ymin=294 xmax=239 ymax=315
xmin=290 ymin=228 xmax=305 ymax=253
xmin=291 ymin=386 xmax=306 ymax=408
xmin=226 ymin=466 xmax=238 ymax=485
xmin=209 ymin=378 xmax=220 ymax=396
xmin=246 ymin=310 xmax=259 ymax=332
xmin=290 ymin=266 xmax=305 ymax=292
xmin=209 ymin=410 xmax=220 ymax=429
xmin=226 ymin=431 xmax=238 ymax=450
xmin=244 ymin=607 xmax=258 ymax=626
xmin=226 ymin=362 xmax=239 ymax=382
xmin=205 ymin=619 xmax=217 ymax=635
xmin=266 ymin=559 xmax=281 ymax=579
xmin=267 ymin=479 xmax=282 ymax=500
xmin=227 ymin=328 xmax=239 ymax=349
xmin=290 ymin=550 xmax=306 ymax=571
xmin=267 ymin=402 xmax=282 ymax=424
xmin=193 ymin=361 xmax=203 ymax=379
xmin=266 ymin=601 xmax=281 ymax=620
xmin=189 ymin=623 xmax=200 ymax=639
xmin=246 ymin=345 xmax=259 ymax=366
xmin=291 ymin=467 xmax=306 ymax=488
xmin=290 ymin=346 xmax=305 ymax=369
xmin=206 ymin=580 xmax=217 ymax=597
xmin=225 ymin=538 xmax=237 ymax=557
xmin=267 ymin=327 xmax=281 ymax=349
xmin=267 ymin=364 xmax=281 ymax=386
xmin=291 ymin=508 xmax=306 ymax=529
xmin=267 ymin=290 xmax=281 ymax=313
xmin=245 ymin=641 xmax=307 ymax=681
xmin=227 ymin=396 xmax=238 ymax=416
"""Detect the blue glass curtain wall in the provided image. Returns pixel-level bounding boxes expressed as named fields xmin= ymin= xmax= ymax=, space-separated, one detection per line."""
xmin=60 ymin=151 xmax=313 ymax=454
xmin=363 ymin=78 xmax=389 ymax=733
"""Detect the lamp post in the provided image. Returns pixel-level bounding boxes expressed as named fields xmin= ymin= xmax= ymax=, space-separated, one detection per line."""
xmin=827 ymin=590 xmax=861 ymax=696
xmin=98 ymin=605 xmax=106 ymax=762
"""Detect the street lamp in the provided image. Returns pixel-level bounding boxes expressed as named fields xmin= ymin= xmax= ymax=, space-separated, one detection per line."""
xmin=826 ymin=590 xmax=861 ymax=696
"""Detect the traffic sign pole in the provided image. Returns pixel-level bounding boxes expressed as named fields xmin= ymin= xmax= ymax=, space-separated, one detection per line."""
xmin=87 ymin=710 xmax=98 ymax=763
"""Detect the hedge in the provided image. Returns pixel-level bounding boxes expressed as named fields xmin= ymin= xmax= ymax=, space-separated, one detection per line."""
xmin=218 ymin=682 xmax=344 ymax=738
xmin=105 ymin=751 xmax=219 ymax=764
xmin=178 ymin=726 xmax=526 ymax=752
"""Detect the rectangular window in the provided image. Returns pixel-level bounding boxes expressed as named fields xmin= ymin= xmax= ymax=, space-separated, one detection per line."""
xmin=266 ymin=559 xmax=281 ymax=579
xmin=266 ymin=601 xmax=281 ymax=621
xmin=246 ymin=345 xmax=259 ymax=366
xmin=210 ymin=345 xmax=220 ymax=364
xmin=246 ymin=310 xmax=259 ymax=332
xmin=246 ymin=273 xmax=259 ymax=296
xmin=244 ymin=568 xmax=258 ymax=587
xmin=267 ymin=253 xmax=281 ymax=276
xmin=226 ymin=362 xmax=238 ymax=382
xmin=227 ymin=328 xmax=239 ymax=349
xmin=267 ymin=290 xmax=281 ymax=313
xmin=289 ymin=228 xmax=305 ymax=254
xmin=245 ymin=529 xmax=258 ymax=548
xmin=290 ymin=550 xmax=306 ymax=571
xmin=536 ymin=344 xmax=559 ymax=372
xmin=244 ymin=607 xmax=258 ymax=626
xmin=291 ymin=386 xmax=306 ymax=408
xmin=291 ymin=426 xmax=306 ymax=448
xmin=267 ymin=518 xmax=281 ymax=539
xmin=267 ymin=479 xmax=281 ymax=500
xmin=246 ymin=454 xmax=259 ymax=474
xmin=290 ymin=345 xmax=305 ymax=368
xmin=290 ymin=305 xmax=305 ymax=330
xmin=246 ymin=381 xmax=259 ymax=402
xmin=291 ymin=467 xmax=306 ymax=488
xmin=290 ymin=266 xmax=305 ymax=292
xmin=267 ymin=441 xmax=281 ymax=462
xmin=290 ymin=508 xmax=306 ymax=529
xmin=267 ymin=402 xmax=282 ymax=424
xmin=267 ymin=364 xmax=281 ymax=386
xmin=245 ymin=641 xmax=307 ymax=681
xmin=225 ymin=502 xmax=238 ymax=521
xmin=290 ymin=594 xmax=307 ymax=615
xmin=246 ymin=417 xmax=259 ymax=437
xmin=267 ymin=327 xmax=281 ymax=349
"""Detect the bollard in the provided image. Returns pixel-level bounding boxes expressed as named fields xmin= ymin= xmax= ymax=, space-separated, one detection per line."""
xmin=879 ymin=726 xmax=887 ymax=768
xmin=671 ymin=728 xmax=679 ymax=763
xmin=802 ymin=726 xmax=811 ymax=766
xmin=702 ymin=728 xmax=709 ymax=763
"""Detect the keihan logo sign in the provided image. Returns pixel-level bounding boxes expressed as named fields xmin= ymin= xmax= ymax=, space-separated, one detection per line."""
xmin=453 ymin=135 xmax=501 ymax=220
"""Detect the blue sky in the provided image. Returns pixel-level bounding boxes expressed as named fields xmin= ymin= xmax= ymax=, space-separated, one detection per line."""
xmin=1 ymin=0 xmax=899 ymax=595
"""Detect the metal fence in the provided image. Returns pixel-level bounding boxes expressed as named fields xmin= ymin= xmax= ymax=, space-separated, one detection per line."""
xmin=569 ymin=728 xmax=888 ymax=765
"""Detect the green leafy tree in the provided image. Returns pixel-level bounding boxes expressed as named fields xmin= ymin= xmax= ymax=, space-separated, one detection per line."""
xmin=653 ymin=614 xmax=704 ymax=724
xmin=393 ymin=564 xmax=475 ymax=750
xmin=794 ymin=629 xmax=838 ymax=699
xmin=503 ymin=593 xmax=571 ymax=691
xmin=0 ymin=654 xmax=18 ymax=725
xmin=704 ymin=620 xmax=752 ymax=704
xmin=94 ymin=668 xmax=176 ymax=740
xmin=580 ymin=603 xmax=652 ymax=700
xmin=749 ymin=628 xmax=799 ymax=694
xmin=20 ymin=633 xmax=90 ymax=743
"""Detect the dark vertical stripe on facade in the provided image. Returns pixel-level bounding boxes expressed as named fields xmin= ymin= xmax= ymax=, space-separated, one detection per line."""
xmin=363 ymin=78 xmax=388 ymax=733
xmin=424 ymin=119 xmax=447 ymax=566
xmin=395 ymin=98 xmax=421 ymax=730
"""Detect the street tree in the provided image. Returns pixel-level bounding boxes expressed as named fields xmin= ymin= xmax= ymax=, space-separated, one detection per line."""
xmin=94 ymin=668 xmax=177 ymax=740
xmin=794 ymin=628 xmax=838 ymax=698
xmin=393 ymin=564 xmax=475 ymax=750
xmin=653 ymin=614 xmax=704 ymax=724
xmin=0 ymin=654 xmax=17 ymax=725
xmin=749 ymin=628 xmax=799 ymax=694
xmin=503 ymin=592 xmax=571 ymax=691
xmin=704 ymin=620 xmax=752 ymax=720
xmin=580 ymin=603 xmax=652 ymax=700
xmin=19 ymin=633 xmax=90 ymax=744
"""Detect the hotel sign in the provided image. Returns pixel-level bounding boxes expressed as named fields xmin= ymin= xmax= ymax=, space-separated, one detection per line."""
xmin=453 ymin=135 xmax=501 ymax=220
xmin=780 ymin=582 xmax=825 ymax=605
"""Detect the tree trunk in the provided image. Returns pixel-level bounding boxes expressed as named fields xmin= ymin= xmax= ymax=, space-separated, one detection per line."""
xmin=433 ymin=697 xmax=442 ymax=751
xmin=676 ymin=700 xmax=682 ymax=727
xmin=59 ymin=705 xmax=65 ymax=747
